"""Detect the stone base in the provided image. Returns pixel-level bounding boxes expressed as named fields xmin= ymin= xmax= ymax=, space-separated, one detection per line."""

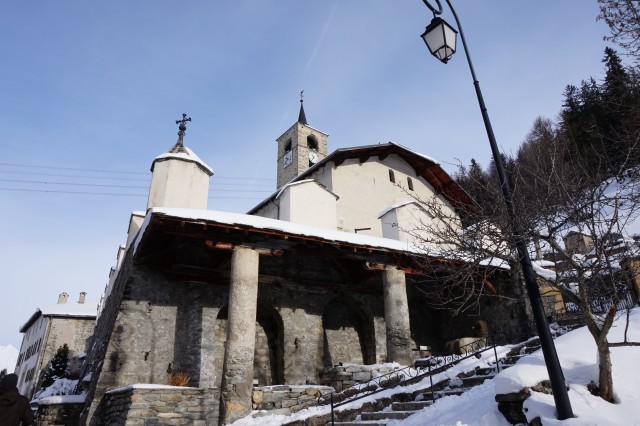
xmin=495 ymin=388 xmax=531 ymax=424
xmin=36 ymin=402 xmax=84 ymax=426
xmin=91 ymin=387 xmax=221 ymax=425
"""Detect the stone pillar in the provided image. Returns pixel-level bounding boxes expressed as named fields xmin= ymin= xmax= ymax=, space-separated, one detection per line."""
xmin=382 ymin=268 xmax=412 ymax=365
xmin=220 ymin=247 xmax=259 ymax=424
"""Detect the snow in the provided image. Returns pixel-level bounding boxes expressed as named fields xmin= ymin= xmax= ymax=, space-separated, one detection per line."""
xmin=154 ymin=146 xmax=213 ymax=175
xmin=232 ymin=308 xmax=640 ymax=426
xmin=134 ymin=207 xmax=422 ymax=255
xmin=38 ymin=301 xmax=98 ymax=317
xmin=32 ymin=378 xmax=81 ymax=403
xmin=377 ymin=200 xmax=419 ymax=218
xmin=106 ymin=383 xmax=195 ymax=394
xmin=0 ymin=344 xmax=18 ymax=373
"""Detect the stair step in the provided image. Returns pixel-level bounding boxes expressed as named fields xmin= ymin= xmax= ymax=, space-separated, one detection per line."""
xmin=460 ymin=374 xmax=494 ymax=387
xmin=361 ymin=411 xmax=416 ymax=421
xmin=522 ymin=346 xmax=541 ymax=354
xmin=391 ymin=401 xmax=434 ymax=411
xmin=474 ymin=367 xmax=497 ymax=376
xmin=418 ymin=388 xmax=465 ymax=400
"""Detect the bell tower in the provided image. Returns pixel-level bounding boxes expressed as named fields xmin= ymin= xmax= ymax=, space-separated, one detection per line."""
xmin=276 ymin=92 xmax=328 ymax=188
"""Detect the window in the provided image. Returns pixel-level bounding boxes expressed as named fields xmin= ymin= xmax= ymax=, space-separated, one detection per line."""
xmin=389 ymin=169 xmax=395 ymax=183
xmin=283 ymin=139 xmax=293 ymax=168
xmin=407 ymin=177 xmax=414 ymax=191
xmin=307 ymin=136 xmax=318 ymax=150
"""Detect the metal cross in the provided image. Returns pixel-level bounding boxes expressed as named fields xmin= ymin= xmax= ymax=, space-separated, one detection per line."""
xmin=300 ymin=90 xmax=304 ymax=103
xmin=175 ymin=113 xmax=191 ymax=145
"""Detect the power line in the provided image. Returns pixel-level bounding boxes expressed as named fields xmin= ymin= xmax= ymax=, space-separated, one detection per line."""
xmin=0 ymin=169 xmax=151 ymax=182
xmin=0 ymin=162 xmax=148 ymax=175
xmin=0 ymin=179 xmax=272 ymax=193
xmin=0 ymin=187 xmax=265 ymax=200
xmin=0 ymin=162 xmax=276 ymax=182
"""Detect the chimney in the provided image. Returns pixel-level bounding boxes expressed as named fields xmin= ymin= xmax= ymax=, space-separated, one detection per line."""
xmin=78 ymin=292 xmax=86 ymax=304
xmin=57 ymin=292 xmax=69 ymax=304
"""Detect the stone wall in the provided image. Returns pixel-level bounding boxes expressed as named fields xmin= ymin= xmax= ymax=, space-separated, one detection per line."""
xmin=92 ymin=387 xmax=220 ymax=426
xmin=35 ymin=402 xmax=84 ymax=426
xmin=251 ymin=385 xmax=334 ymax=414
xmin=319 ymin=364 xmax=399 ymax=391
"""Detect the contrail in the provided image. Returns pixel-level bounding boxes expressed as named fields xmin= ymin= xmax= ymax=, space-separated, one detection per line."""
xmin=305 ymin=2 xmax=339 ymax=72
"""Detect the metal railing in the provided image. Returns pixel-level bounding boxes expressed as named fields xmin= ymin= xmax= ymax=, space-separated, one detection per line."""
xmin=321 ymin=337 xmax=500 ymax=425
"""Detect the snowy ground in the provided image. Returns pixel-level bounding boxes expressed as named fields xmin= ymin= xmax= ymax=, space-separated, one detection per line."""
xmin=232 ymin=308 xmax=640 ymax=426
xmin=0 ymin=344 xmax=18 ymax=373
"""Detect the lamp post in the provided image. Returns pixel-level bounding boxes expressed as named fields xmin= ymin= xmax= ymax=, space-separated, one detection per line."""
xmin=419 ymin=0 xmax=574 ymax=420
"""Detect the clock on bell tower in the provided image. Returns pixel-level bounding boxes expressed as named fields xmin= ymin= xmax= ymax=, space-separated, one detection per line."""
xmin=276 ymin=92 xmax=328 ymax=188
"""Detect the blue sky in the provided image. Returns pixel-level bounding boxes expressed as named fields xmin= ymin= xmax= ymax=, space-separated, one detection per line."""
xmin=0 ymin=1 xmax=612 ymax=349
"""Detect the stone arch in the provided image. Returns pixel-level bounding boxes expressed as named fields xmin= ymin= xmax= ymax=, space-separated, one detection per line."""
xmin=254 ymin=303 xmax=284 ymax=386
xmin=307 ymin=135 xmax=318 ymax=150
xmin=321 ymin=298 xmax=376 ymax=367
xmin=213 ymin=304 xmax=285 ymax=388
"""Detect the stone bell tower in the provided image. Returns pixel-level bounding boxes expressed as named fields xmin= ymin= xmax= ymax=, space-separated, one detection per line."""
xmin=147 ymin=113 xmax=213 ymax=210
xmin=276 ymin=92 xmax=328 ymax=188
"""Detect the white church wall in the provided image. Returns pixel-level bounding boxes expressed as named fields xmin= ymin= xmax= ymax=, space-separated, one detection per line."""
xmin=279 ymin=181 xmax=338 ymax=230
xmin=311 ymin=154 xmax=457 ymax=238
xmin=147 ymin=160 xmax=210 ymax=210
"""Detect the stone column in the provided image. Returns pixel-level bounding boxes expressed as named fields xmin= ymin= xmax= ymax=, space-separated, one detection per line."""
xmin=382 ymin=268 xmax=412 ymax=365
xmin=220 ymin=247 xmax=259 ymax=424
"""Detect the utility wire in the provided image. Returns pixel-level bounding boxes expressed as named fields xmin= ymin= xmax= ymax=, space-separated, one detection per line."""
xmin=0 ymin=187 xmax=265 ymax=200
xmin=0 ymin=162 xmax=276 ymax=182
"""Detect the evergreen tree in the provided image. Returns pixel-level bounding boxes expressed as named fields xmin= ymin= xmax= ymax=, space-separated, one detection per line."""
xmin=40 ymin=344 xmax=69 ymax=388
xmin=0 ymin=368 xmax=6 ymax=382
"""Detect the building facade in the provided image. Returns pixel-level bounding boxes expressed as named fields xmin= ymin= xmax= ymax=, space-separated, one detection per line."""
xmin=15 ymin=292 xmax=96 ymax=398
xmin=77 ymin=106 xmax=525 ymax=425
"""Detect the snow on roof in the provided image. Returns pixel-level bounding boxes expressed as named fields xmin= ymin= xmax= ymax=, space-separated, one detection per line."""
xmin=153 ymin=146 xmax=213 ymax=175
xmin=39 ymin=301 xmax=98 ymax=317
xmin=387 ymin=141 xmax=439 ymax=165
xmin=377 ymin=200 xmax=419 ymax=219
xmin=20 ymin=301 xmax=97 ymax=333
xmin=274 ymin=179 xmax=339 ymax=201
xmin=136 ymin=207 xmax=419 ymax=255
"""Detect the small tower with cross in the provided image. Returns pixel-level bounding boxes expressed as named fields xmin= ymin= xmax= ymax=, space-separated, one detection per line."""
xmin=276 ymin=92 xmax=328 ymax=188
xmin=147 ymin=114 xmax=213 ymax=210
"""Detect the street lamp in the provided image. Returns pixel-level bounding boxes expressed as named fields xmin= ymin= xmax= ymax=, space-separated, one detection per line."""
xmin=419 ymin=0 xmax=574 ymax=420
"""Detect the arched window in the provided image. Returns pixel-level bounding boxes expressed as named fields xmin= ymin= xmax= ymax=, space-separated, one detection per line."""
xmin=284 ymin=139 xmax=292 ymax=153
xmin=407 ymin=177 xmax=414 ymax=191
xmin=307 ymin=136 xmax=318 ymax=150
xmin=389 ymin=169 xmax=395 ymax=183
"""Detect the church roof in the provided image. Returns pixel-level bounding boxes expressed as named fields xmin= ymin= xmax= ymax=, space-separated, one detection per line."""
xmin=298 ymin=101 xmax=308 ymax=125
xmin=249 ymin=142 xmax=477 ymax=217
xmin=151 ymin=145 xmax=214 ymax=176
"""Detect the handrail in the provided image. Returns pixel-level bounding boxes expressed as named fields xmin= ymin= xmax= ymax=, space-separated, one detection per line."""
xmin=321 ymin=337 xmax=500 ymax=424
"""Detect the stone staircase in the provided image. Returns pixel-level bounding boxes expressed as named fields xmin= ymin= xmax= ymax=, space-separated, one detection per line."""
xmin=327 ymin=339 xmax=542 ymax=426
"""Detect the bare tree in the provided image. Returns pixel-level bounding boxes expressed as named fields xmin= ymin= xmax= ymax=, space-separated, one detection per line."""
xmin=408 ymin=119 xmax=640 ymax=402
xmin=598 ymin=0 xmax=640 ymax=60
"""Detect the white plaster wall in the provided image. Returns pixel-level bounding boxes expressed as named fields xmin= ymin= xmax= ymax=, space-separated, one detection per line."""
xmin=125 ymin=213 xmax=146 ymax=249
xmin=279 ymin=182 xmax=337 ymax=230
xmin=15 ymin=316 xmax=48 ymax=396
xmin=312 ymin=155 xmax=459 ymax=238
xmin=380 ymin=202 xmax=457 ymax=246
xmin=147 ymin=160 xmax=210 ymax=210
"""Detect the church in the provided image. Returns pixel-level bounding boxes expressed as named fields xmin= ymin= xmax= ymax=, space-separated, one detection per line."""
xmin=74 ymin=102 xmax=525 ymax=425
